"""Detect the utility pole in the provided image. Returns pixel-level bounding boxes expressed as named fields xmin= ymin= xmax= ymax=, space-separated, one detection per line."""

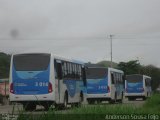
xmin=110 ymin=35 xmax=113 ymax=68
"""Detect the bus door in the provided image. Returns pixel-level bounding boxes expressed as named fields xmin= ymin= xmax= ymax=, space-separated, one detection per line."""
xmin=110 ymin=72 xmax=115 ymax=99
xmin=55 ymin=60 xmax=63 ymax=103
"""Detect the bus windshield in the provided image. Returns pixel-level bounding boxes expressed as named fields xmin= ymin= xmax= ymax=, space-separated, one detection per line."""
xmin=126 ymin=75 xmax=143 ymax=83
xmin=86 ymin=68 xmax=107 ymax=79
xmin=13 ymin=54 xmax=50 ymax=71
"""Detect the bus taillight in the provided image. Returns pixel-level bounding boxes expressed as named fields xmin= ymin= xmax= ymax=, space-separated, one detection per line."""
xmin=10 ymin=83 xmax=14 ymax=94
xmin=107 ymin=86 xmax=110 ymax=93
xmin=48 ymin=82 xmax=53 ymax=93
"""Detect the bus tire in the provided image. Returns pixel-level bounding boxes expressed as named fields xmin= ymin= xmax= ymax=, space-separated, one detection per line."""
xmin=63 ymin=92 xmax=68 ymax=109
xmin=128 ymin=97 xmax=136 ymax=101
xmin=44 ymin=103 xmax=51 ymax=111
xmin=96 ymin=100 xmax=101 ymax=104
xmin=109 ymin=99 xmax=115 ymax=104
xmin=119 ymin=92 xmax=123 ymax=103
xmin=143 ymin=96 xmax=146 ymax=101
xmin=79 ymin=92 xmax=84 ymax=106
xmin=87 ymin=99 xmax=95 ymax=104
xmin=114 ymin=92 xmax=117 ymax=103
xmin=73 ymin=92 xmax=84 ymax=107
xmin=23 ymin=103 xmax=36 ymax=111
xmin=54 ymin=103 xmax=59 ymax=110
xmin=80 ymin=93 xmax=84 ymax=103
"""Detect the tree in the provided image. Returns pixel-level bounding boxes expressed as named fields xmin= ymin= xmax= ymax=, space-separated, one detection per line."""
xmin=117 ymin=60 xmax=141 ymax=75
xmin=117 ymin=60 xmax=160 ymax=91
xmin=0 ymin=53 xmax=11 ymax=79
xmin=140 ymin=65 xmax=160 ymax=91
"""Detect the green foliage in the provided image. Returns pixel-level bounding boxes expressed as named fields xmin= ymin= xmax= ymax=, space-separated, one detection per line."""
xmin=0 ymin=52 xmax=11 ymax=79
xmin=97 ymin=60 xmax=118 ymax=68
xmin=143 ymin=94 xmax=160 ymax=111
xmin=116 ymin=60 xmax=160 ymax=91
xmin=16 ymin=94 xmax=160 ymax=120
xmin=117 ymin=60 xmax=141 ymax=75
xmin=140 ymin=65 xmax=160 ymax=91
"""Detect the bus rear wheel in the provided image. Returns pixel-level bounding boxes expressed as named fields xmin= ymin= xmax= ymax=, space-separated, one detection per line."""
xmin=44 ymin=104 xmax=51 ymax=111
xmin=72 ymin=93 xmax=84 ymax=107
xmin=128 ymin=97 xmax=136 ymax=101
xmin=142 ymin=96 xmax=146 ymax=101
xmin=119 ymin=93 xmax=123 ymax=103
xmin=109 ymin=92 xmax=117 ymax=104
xmin=62 ymin=93 xmax=68 ymax=109
xmin=79 ymin=93 xmax=84 ymax=106
xmin=87 ymin=99 xmax=95 ymax=104
xmin=23 ymin=103 xmax=36 ymax=111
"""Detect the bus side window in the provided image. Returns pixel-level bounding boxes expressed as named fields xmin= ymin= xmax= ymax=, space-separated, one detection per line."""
xmin=114 ymin=73 xmax=117 ymax=84
xmin=111 ymin=73 xmax=115 ymax=84
xmin=57 ymin=62 xmax=63 ymax=80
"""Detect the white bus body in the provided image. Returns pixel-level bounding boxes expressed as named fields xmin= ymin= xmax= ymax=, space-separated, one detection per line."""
xmin=9 ymin=53 xmax=86 ymax=110
xmin=86 ymin=67 xmax=124 ymax=103
xmin=125 ymin=74 xmax=152 ymax=100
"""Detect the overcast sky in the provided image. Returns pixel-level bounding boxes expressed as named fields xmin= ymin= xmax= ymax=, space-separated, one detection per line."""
xmin=0 ymin=0 xmax=160 ymax=66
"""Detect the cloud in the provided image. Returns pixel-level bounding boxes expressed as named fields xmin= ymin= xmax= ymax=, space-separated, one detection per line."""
xmin=0 ymin=0 xmax=160 ymax=66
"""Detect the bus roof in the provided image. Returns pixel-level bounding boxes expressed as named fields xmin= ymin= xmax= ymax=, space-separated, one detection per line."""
xmin=86 ymin=67 xmax=124 ymax=74
xmin=108 ymin=67 xmax=124 ymax=74
xmin=12 ymin=52 xmax=85 ymax=65
xmin=126 ymin=74 xmax=151 ymax=79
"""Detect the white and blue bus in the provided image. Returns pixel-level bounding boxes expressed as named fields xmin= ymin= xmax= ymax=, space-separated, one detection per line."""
xmin=125 ymin=74 xmax=152 ymax=100
xmin=9 ymin=53 xmax=86 ymax=111
xmin=86 ymin=67 xmax=124 ymax=104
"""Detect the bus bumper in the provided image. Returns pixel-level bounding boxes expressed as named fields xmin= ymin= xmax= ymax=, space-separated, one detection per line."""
xmin=87 ymin=93 xmax=111 ymax=99
xmin=124 ymin=93 xmax=145 ymax=97
xmin=9 ymin=93 xmax=55 ymax=102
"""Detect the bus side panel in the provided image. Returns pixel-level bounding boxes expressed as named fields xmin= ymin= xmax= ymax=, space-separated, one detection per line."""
xmin=66 ymin=80 xmax=83 ymax=103
xmin=108 ymin=68 xmax=124 ymax=100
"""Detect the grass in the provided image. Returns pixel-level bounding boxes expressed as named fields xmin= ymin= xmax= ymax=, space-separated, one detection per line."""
xmin=143 ymin=93 xmax=160 ymax=112
xmin=11 ymin=94 xmax=160 ymax=120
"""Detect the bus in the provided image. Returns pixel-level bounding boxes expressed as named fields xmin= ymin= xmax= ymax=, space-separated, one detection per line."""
xmin=86 ymin=67 xmax=124 ymax=104
xmin=9 ymin=53 xmax=86 ymax=111
xmin=125 ymin=74 xmax=152 ymax=100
